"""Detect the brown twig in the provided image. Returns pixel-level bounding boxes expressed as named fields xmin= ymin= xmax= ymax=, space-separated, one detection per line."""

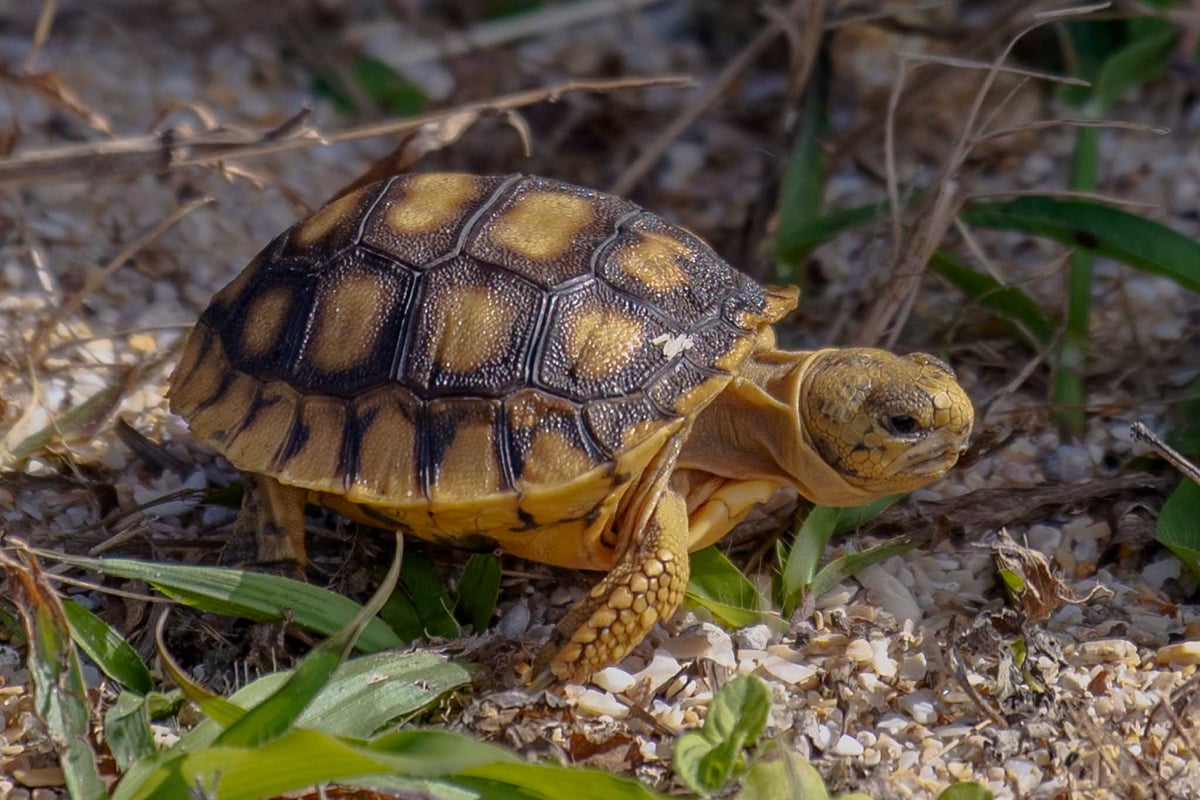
xmin=0 ymin=75 xmax=691 ymax=188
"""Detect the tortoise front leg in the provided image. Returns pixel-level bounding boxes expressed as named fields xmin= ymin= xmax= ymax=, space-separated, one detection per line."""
xmin=532 ymin=489 xmax=691 ymax=685
xmin=234 ymin=474 xmax=310 ymax=569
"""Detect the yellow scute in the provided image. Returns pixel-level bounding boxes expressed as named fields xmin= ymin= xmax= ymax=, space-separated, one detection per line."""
xmin=386 ymin=173 xmax=482 ymax=235
xmin=613 ymin=230 xmax=691 ymax=290
xmin=429 ymin=284 xmax=517 ymax=373
xmin=294 ymin=189 xmax=365 ymax=247
xmin=519 ymin=429 xmax=595 ymax=485
xmin=565 ymin=309 xmax=643 ymax=381
xmin=304 ymin=271 xmax=393 ymax=373
xmin=488 ymin=191 xmax=595 ymax=262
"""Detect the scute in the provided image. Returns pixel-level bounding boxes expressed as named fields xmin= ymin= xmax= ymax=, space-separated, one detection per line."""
xmin=464 ymin=176 xmax=634 ymax=288
xmin=171 ymin=172 xmax=797 ymax=511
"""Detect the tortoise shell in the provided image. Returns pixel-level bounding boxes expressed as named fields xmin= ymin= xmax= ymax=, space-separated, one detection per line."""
xmin=169 ymin=173 xmax=796 ymax=565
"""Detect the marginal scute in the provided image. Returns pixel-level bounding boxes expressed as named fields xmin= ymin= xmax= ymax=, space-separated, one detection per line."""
xmin=167 ymin=324 xmax=211 ymax=411
xmin=184 ymin=371 xmax=260 ymax=447
xmin=276 ymin=395 xmax=349 ymax=489
xmin=222 ymin=382 xmax=300 ymax=471
xmin=426 ymin=398 xmax=504 ymax=501
xmin=505 ymin=388 xmax=600 ymax=486
xmin=346 ymin=386 xmax=422 ymax=504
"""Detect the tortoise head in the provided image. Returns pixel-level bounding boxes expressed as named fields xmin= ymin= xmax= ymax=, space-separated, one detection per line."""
xmin=797 ymin=348 xmax=974 ymax=497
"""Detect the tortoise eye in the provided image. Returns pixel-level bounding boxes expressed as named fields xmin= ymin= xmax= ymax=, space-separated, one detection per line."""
xmin=884 ymin=414 xmax=919 ymax=436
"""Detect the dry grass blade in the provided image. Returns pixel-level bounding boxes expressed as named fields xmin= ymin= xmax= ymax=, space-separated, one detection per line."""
xmin=1132 ymin=421 xmax=1200 ymax=484
xmin=0 ymin=75 xmax=690 ymax=188
xmin=854 ymin=3 xmax=1108 ymax=346
xmin=0 ymin=63 xmax=112 ymax=136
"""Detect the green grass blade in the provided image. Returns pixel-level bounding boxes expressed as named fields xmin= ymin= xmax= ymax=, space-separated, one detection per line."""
xmin=104 ymin=690 xmax=157 ymax=770
xmin=2 ymin=555 xmax=107 ymax=800
xmin=806 ymin=533 xmax=929 ymax=600
xmin=774 ymin=89 xmax=828 ymax=285
xmin=1157 ymin=478 xmax=1200 ymax=581
xmin=929 ymin=251 xmax=1057 ymax=349
xmin=780 ymin=505 xmax=840 ymax=614
xmin=1087 ymin=22 xmax=1177 ymax=113
xmin=458 ymin=762 xmax=666 ymax=800
xmin=688 ymin=546 xmax=766 ymax=611
xmin=37 ymin=551 xmax=404 ymax=652
xmin=959 ymin=197 xmax=1200 ymax=293
xmin=401 ymin=549 xmax=461 ymax=639
xmin=214 ymin=533 xmax=404 ymax=747
xmin=62 ymin=597 xmax=154 ymax=695
xmin=455 ymin=553 xmax=502 ymax=633
xmin=775 ymin=200 xmax=887 ymax=265
xmin=1053 ymin=125 xmax=1101 ymax=436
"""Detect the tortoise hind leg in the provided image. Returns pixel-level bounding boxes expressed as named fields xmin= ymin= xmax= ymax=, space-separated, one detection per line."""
xmin=231 ymin=474 xmax=310 ymax=570
xmin=531 ymin=489 xmax=690 ymax=685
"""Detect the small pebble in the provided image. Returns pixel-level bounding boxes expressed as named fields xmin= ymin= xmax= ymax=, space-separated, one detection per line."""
xmin=1075 ymin=639 xmax=1142 ymax=667
xmin=1044 ymin=444 xmax=1093 ymax=483
xmin=845 ymin=638 xmax=874 ymax=665
xmin=1004 ymin=758 xmax=1043 ymax=794
xmin=832 ymin=734 xmax=865 ymax=756
xmin=900 ymin=653 xmax=927 ymax=682
xmin=761 ymin=655 xmax=819 ymax=686
xmin=898 ymin=690 xmax=939 ymax=725
xmin=495 ymin=604 xmax=530 ymax=637
xmin=1157 ymin=641 xmax=1200 ymax=666
xmin=592 ymin=667 xmax=637 ymax=693
xmin=574 ymin=689 xmax=628 ymax=719
xmin=734 ymin=624 xmax=773 ymax=651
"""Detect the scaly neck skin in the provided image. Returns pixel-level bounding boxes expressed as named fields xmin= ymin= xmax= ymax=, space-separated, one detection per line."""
xmin=677 ymin=346 xmax=884 ymax=508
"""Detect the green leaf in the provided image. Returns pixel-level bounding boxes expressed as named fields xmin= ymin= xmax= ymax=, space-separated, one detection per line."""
xmin=455 ymin=553 xmax=502 ymax=633
xmin=103 ymin=690 xmax=156 ymax=770
xmin=0 ymin=600 xmax=25 ymax=646
xmin=831 ymin=496 xmax=898 ymax=534
xmin=38 ymin=552 xmax=404 ymax=652
xmin=3 ymin=557 xmax=108 ymax=800
xmin=313 ymin=56 xmax=428 ymax=117
xmin=738 ymin=749 xmax=831 ymax=800
xmin=688 ymin=547 xmax=766 ymax=611
xmin=457 ymin=762 xmax=667 ymax=800
xmin=1086 ymin=23 xmax=1177 ymax=113
xmin=62 ymin=597 xmax=153 ymax=694
xmin=929 ymin=251 xmax=1057 ymax=349
xmin=120 ymin=727 xmax=517 ymax=800
xmin=215 ymin=533 xmax=405 ymax=748
xmin=807 ymin=533 xmax=928 ymax=600
xmin=937 ymin=780 xmax=996 ymax=800
xmin=775 ymin=89 xmax=828 ymax=284
xmin=776 ymin=200 xmax=888 ymax=265
xmin=960 ymin=197 xmax=1200 ymax=294
xmin=401 ymin=549 xmax=461 ymax=639
xmin=672 ymin=675 xmax=771 ymax=795
xmin=1158 ymin=478 xmax=1200 ymax=581
xmin=779 ymin=506 xmax=839 ymax=615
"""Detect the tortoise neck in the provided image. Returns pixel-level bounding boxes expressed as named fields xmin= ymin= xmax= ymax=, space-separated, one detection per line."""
xmin=677 ymin=346 xmax=883 ymax=507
